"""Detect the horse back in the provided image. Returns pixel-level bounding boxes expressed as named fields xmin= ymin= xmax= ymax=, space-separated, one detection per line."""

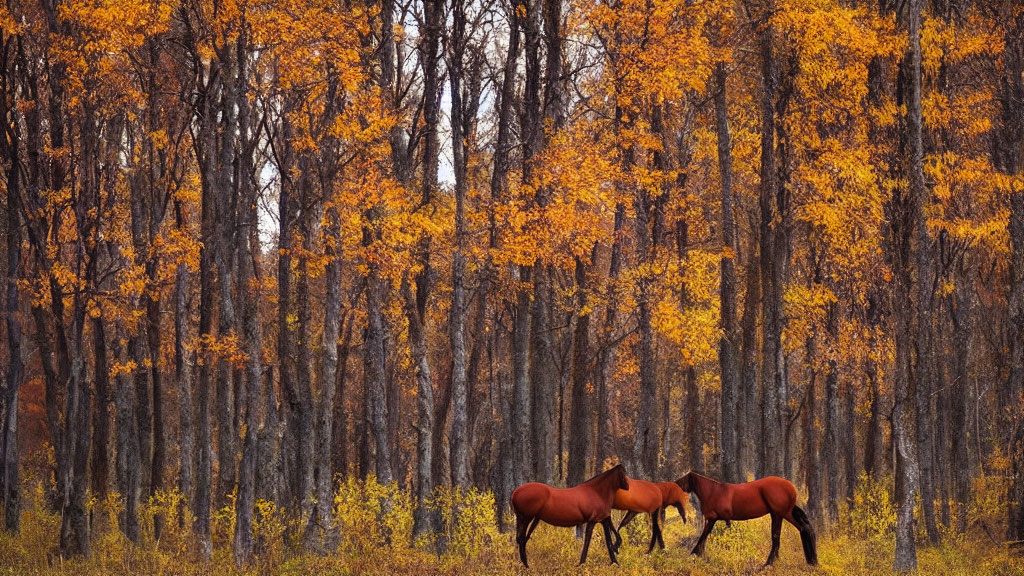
xmin=510 ymin=482 xmax=553 ymax=517
xmin=726 ymin=477 xmax=797 ymax=520
xmin=612 ymin=478 xmax=662 ymax=512
xmin=656 ymin=481 xmax=686 ymax=506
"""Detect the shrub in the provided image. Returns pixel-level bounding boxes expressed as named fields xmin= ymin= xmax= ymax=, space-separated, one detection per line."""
xmin=845 ymin=472 xmax=896 ymax=543
xmin=429 ymin=485 xmax=501 ymax=557
xmin=333 ymin=474 xmax=414 ymax=555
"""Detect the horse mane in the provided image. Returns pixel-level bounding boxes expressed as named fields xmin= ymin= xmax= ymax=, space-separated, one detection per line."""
xmin=582 ymin=464 xmax=623 ymax=485
xmin=685 ymin=470 xmax=721 ymax=499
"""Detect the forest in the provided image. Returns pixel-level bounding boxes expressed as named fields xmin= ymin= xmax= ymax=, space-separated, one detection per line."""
xmin=0 ymin=0 xmax=1023 ymax=574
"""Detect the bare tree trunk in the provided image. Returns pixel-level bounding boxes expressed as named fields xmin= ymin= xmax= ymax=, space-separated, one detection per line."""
xmin=490 ymin=0 xmax=520 ymax=523
xmin=306 ymin=206 xmax=341 ymax=552
xmin=997 ymin=7 xmax=1024 ymax=544
xmin=448 ymin=0 xmax=472 ymax=490
xmin=892 ymin=1 xmax=925 ymax=568
xmin=597 ymin=204 xmax=625 ymax=469
xmin=915 ymin=153 xmax=940 ymax=544
xmin=803 ymin=336 xmax=821 ymax=527
xmin=112 ymin=332 xmax=140 ymax=544
xmin=174 ymin=254 xmax=194 ymax=530
xmin=946 ymin=259 xmax=971 ymax=534
xmin=3 ymin=139 xmax=23 ymax=531
xmin=233 ymin=39 xmax=264 ymax=563
xmin=295 ymin=176 xmax=316 ymax=533
xmin=714 ymin=61 xmax=739 ymax=483
xmin=332 ymin=317 xmax=353 ymax=478
xmin=365 ymin=263 xmax=393 ymax=485
xmin=90 ymin=318 xmax=110 ymax=506
xmin=755 ymin=0 xmax=783 ymax=478
xmin=634 ymin=186 xmax=657 ymax=479
xmin=843 ymin=377 xmax=857 ymax=512
xmin=215 ymin=48 xmax=239 ymax=510
xmin=824 ymin=302 xmax=840 ymax=523
xmin=567 ymin=256 xmax=592 ymax=488
xmin=739 ymin=252 xmax=760 ymax=479
xmin=530 ymin=267 xmax=555 ymax=483
xmin=863 ymin=294 xmax=882 ymax=478
xmin=276 ymin=114 xmax=298 ymax=512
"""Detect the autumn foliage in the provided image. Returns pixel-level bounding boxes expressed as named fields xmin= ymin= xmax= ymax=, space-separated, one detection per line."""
xmin=1 ymin=0 xmax=1023 ymax=574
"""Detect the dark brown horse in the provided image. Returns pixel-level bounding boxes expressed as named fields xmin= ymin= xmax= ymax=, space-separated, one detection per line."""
xmin=677 ymin=471 xmax=818 ymax=566
xmin=511 ymin=464 xmax=629 ymax=567
xmin=610 ymin=478 xmax=666 ymax=553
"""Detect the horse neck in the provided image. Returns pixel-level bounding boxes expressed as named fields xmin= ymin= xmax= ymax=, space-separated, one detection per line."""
xmin=692 ymin=473 xmax=719 ymax=501
xmin=588 ymin=469 xmax=622 ymax=498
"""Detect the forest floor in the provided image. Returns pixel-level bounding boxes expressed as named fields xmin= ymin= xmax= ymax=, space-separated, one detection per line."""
xmin=1 ymin=501 xmax=1020 ymax=576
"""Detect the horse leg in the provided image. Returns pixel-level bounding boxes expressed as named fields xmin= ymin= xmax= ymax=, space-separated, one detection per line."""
xmin=787 ymin=505 xmax=819 ymax=566
xmin=578 ymin=522 xmax=595 ymax=566
xmin=515 ymin=513 xmax=530 ymax=568
xmin=764 ymin=513 xmax=783 ymax=567
xmin=646 ymin=512 xmax=661 ymax=554
xmin=691 ymin=518 xmax=716 ymax=556
xmin=602 ymin=517 xmax=619 ymax=565
xmin=657 ymin=512 xmax=666 ymax=550
xmin=526 ymin=517 xmax=541 ymax=539
xmin=614 ymin=510 xmax=637 ymax=551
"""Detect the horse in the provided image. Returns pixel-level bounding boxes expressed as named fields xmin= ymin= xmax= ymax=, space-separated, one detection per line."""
xmin=656 ymin=481 xmax=688 ymax=525
xmin=677 ymin=471 xmax=818 ymax=567
xmin=609 ymin=478 xmax=667 ymax=553
xmin=510 ymin=464 xmax=629 ymax=567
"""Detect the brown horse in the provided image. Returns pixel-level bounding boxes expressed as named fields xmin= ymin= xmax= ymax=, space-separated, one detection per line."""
xmin=656 ymin=481 xmax=688 ymax=524
xmin=511 ymin=464 xmax=628 ymax=567
xmin=610 ymin=478 xmax=666 ymax=553
xmin=677 ymin=471 xmax=818 ymax=567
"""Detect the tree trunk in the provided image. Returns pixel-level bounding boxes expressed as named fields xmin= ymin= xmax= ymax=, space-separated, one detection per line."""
xmin=997 ymin=7 xmax=1024 ymax=544
xmin=739 ymin=251 xmax=760 ymax=479
xmin=295 ymin=178 xmax=316 ymax=533
xmin=863 ymin=294 xmax=883 ymax=478
xmin=110 ymin=330 xmax=140 ymax=544
xmin=803 ymin=337 xmax=821 ymax=527
xmin=491 ymin=0 xmax=520 ymax=522
xmin=191 ymin=53 xmax=219 ymax=556
xmin=634 ymin=190 xmax=657 ymax=479
xmin=824 ymin=303 xmax=840 ymax=523
xmin=233 ymin=39 xmax=264 ymax=564
xmin=843 ymin=376 xmax=857 ymax=512
xmin=530 ymin=267 xmax=556 ymax=483
xmin=448 ymin=0 xmax=472 ymax=488
xmin=756 ymin=0 xmax=783 ymax=478
xmin=714 ymin=61 xmax=740 ymax=483
xmin=567 ymin=256 xmax=592 ymax=488
xmin=3 ymin=141 xmax=23 ymax=531
xmin=174 ymin=255 xmax=194 ymax=530
xmin=90 ymin=318 xmax=110 ymax=506
xmin=914 ymin=153 xmax=940 ymax=543
xmin=365 ymin=264 xmax=393 ymax=485
xmin=597 ymin=204 xmax=625 ymax=469
xmin=214 ymin=48 xmax=239 ymax=509
xmin=307 ymin=206 xmax=341 ymax=552
xmin=893 ymin=0 xmax=925 ymax=568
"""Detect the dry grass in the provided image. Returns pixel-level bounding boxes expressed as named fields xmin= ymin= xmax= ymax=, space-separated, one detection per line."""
xmin=1 ymin=479 xmax=1020 ymax=576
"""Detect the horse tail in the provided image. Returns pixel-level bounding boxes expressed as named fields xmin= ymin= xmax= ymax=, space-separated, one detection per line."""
xmin=791 ymin=505 xmax=818 ymax=566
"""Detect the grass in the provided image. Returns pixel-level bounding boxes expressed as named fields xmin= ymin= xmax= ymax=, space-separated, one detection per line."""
xmin=1 ymin=506 xmax=1020 ymax=575
xmin=0 ymin=478 xmax=1020 ymax=575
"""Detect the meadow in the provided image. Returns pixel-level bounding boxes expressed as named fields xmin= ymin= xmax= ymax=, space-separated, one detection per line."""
xmin=0 ymin=476 xmax=1018 ymax=576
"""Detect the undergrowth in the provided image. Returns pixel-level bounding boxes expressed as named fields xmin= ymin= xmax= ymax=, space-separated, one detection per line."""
xmin=0 ymin=474 xmax=1020 ymax=576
